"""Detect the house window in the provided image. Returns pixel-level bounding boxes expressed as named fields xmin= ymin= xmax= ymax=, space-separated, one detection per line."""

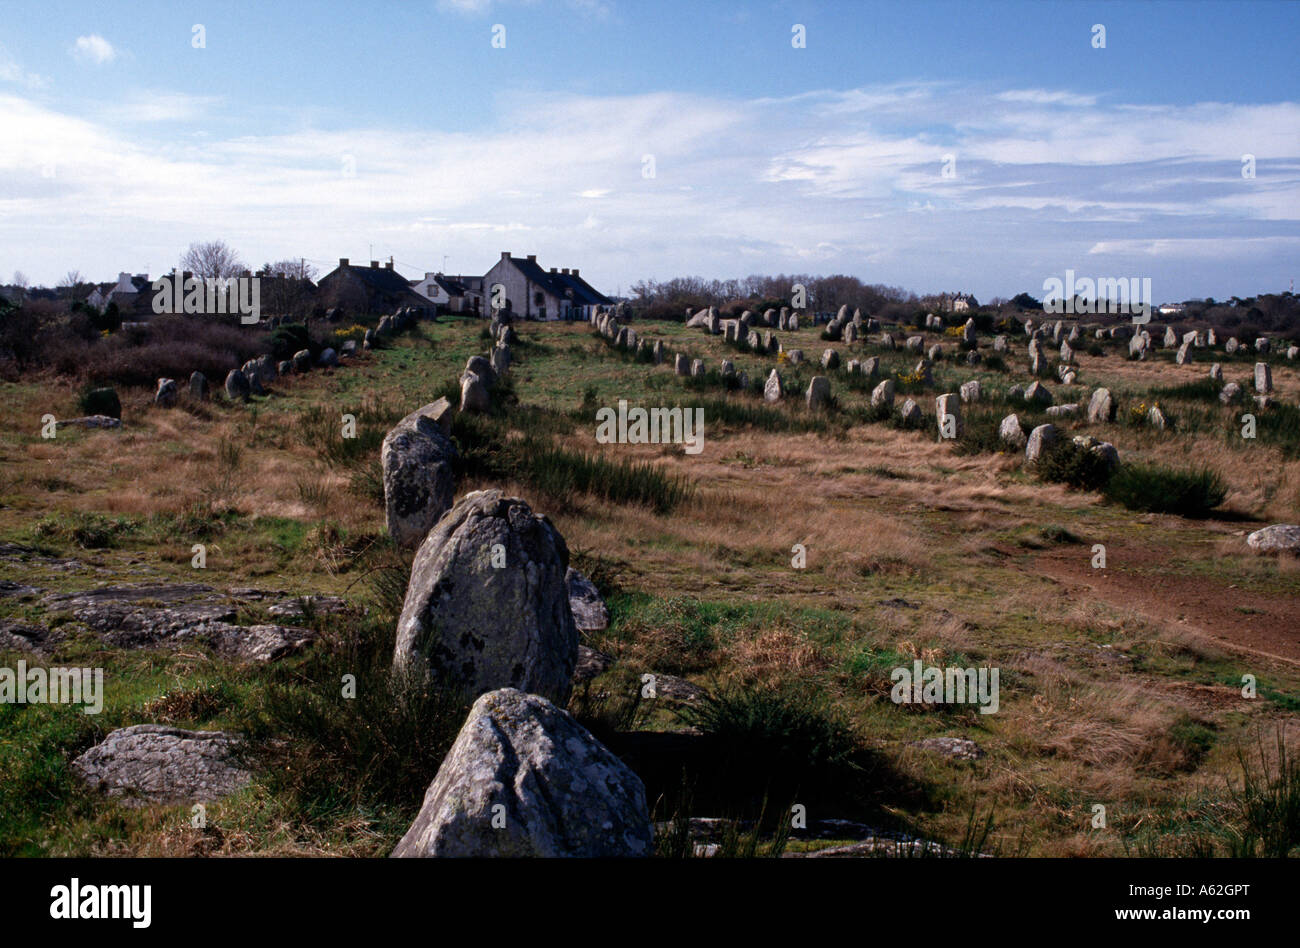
xmin=534 ymin=291 xmax=544 ymax=306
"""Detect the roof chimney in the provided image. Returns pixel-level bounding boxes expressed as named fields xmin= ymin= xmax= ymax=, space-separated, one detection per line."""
xmin=370 ymin=260 xmax=379 ymax=269
xmin=501 ymin=251 xmax=510 ymax=261
xmin=550 ymin=267 xmax=557 ymax=273
xmin=571 ymin=268 xmax=579 ymax=277
xmin=561 ymin=268 xmax=570 ymax=275
xmin=385 ymin=261 xmax=394 ymax=270
xmin=526 ymin=254 xmax=536 ymax=263
xmin=339 ymin=258 xmax=349 ymax=268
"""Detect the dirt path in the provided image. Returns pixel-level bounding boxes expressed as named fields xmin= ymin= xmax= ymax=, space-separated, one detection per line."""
xmin=1034 ymin=542 xmax=1300 ymax=667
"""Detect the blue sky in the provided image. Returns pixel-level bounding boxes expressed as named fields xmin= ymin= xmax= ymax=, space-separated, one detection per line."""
xmin=2 ymin=0 xmax=1298 ymax=301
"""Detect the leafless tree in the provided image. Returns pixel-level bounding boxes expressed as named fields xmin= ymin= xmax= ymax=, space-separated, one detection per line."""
xmin=181 ymin=241 xmax=246 ymax=280
xmin=12 ymin=271 xmax=28 ymax=289
xmin=260 ymin=259 xmax=318 ymax=282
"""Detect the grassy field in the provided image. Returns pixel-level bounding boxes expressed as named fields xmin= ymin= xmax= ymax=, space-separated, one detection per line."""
xmin=2 ymin=313 xmax=1299 ymax=857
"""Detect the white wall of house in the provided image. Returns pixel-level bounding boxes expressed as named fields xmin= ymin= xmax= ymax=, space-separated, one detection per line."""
xmin=411 ymin=272 xmax=451 ymax=307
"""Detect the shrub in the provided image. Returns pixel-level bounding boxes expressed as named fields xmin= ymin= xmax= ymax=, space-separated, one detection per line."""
xmin=676 ymin=685 xmax=875 ymax=815
xmin=270 ymin=322 xmax=312 ymax=360
xmin=77 ymin=386 xmax=121 ymax=419
xmin=1035 ymin=439 xmax=1114 ymax=491
xmin=1103 ymin=462 xmax=1226 ymax=516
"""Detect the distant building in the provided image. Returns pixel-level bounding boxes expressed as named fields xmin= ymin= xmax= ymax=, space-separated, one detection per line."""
xmin=480 ymin=252 xmax=610 ymax=320
xmin=1158 ymin=303 xmax=1185 ymax=316
xmin=87 ymin=272 xmax=152 ymax=315
xmin=315 ymin=258 xmax=431 ymax=314
xmin=939 ymin=292 xmax=978 ymax=313
xmin=411 ymin=272 xmax=475 ymax=313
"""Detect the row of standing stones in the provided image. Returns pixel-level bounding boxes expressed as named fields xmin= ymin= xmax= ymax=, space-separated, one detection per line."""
xmin=62 ymin=307 xmax=1300 ymax=850
xmin=600 ymin=305 xmax=1300 ymax=553
xmin=59 ymin=308 xmax=428 ymax=430
xmin=69 ymin=321 xmax=651 ymax=856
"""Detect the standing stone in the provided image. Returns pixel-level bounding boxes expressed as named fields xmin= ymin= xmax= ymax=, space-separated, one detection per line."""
xmin=318 ymin=347 xmax=339 ymax=367
xmin=806 ymin=376 xmax=831 ymax=409
xmin=1176 ymin=342 xmax=1193 ymax=365
xmin=154 ymin=378 xmax=178 ymax=408
xmin=382 ymin=403 xmax=460 ymax=550
xmin=1129 ymin=334 xmax=1148 ymax=359
xmin=1225 ymin=337 xmax=1239 ymax=355
xmin=1210 ymin=363 xmax=1223 ymax=382
xmin=1025 ymin=424 xmax=1059 ymax=463
xmin=914 ymin=359 xmax=933 ymax=386
xmin=1059 ymin=340 xmax=1074 ymax=364
xmin=906 ymin=335 xmax=924 ymax=354
xmin=243 ymin=360 xmax=267 ymax=396
xmin=880 ymin=333 xmax=896 ymax=350
xmin=1148 ymin=405 xmax=1168 ymax=430
xmin=764 ymin=369 xmax=783 ymax=403
xmin=1028 ymin=338 xmax=1046 ymax=376
xmin=1087 ymin=387 xmax=1115 ymax=424
xmin=464 ymin=355 xmax=496 ymax=388
xmin=257 ymin=354 xmax=278 ymax=382
xmin=1025 ymin=381 xmax=1053 ymax=406
xmin=861 ymin=356 xmax=880 ymax=380
xmin=674 ymin=353 xmax=689 ymax=376
xmin=999 ymin=413 xmax=1027 ymax=449
xmin=962 ymin=319 xmax=977 ymax=348
xmin=1207 ymin=329 xmax=1217 ymax=346
xmin=959 ymin=380 xmax=981 ymax=403
xmin=653 ymin=340 xmax=665 ymax=364
xmin=460 ymin=373 xmax=490 ymax=413
xmin=394 ymin=490 xmax=577 ymax=705
xmin=785 ymin=349 xmax=804 ymax=364
xmin=1220 ymin=382 xmax=1242 ymax=404
xmin=1255 ymin=362 xmax=1273 ymax=393
xmin=391 ymin=689 xmax=651 ymax=858
xmin=1288 ymin=346 xmax=1299 ymax=361
xmin=189 ymin=371 xmax=209 ymax=401
xmin=1164 ymin=326 xmax=1178 ymax=347
xmin=491 ymin=345 xmax=510 ymax=377
xmin=993 ymin=335 xmax=1009 ymax=353
xmin=224 ymin=369 xmax=251 ymax=401
xmin=691 ymin=358 xmax=705 ymax=377
xmin=1256 ymin=337 xmax=1271 ymax=355
xmin=843 ymin=322 xmax=859 ymax=344
xmin=565 ymin=568 xmax=609 ymax=633
xmin=936 ymin=394 xmax=962 ymax=439
xmin=927 ymin=343 xmax=944 ymax=362
xmin=821 ymin=348 xmax=841 ymax=370
xmin=870 ymin=378 xmax=895 ymax=409
xmin=899 ymin=398 xmax=921 ymax=424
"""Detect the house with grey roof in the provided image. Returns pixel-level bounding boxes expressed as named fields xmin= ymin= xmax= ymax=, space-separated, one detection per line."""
xmin=315 ymin=258 xmax=432 ymax=314
xmin=480 ymin=252 xmax=610 ymax=320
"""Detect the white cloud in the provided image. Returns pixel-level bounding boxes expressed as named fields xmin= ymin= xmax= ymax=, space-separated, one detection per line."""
xmin=101 ymin=92 xmax=221 ymax=123
xmin=0 ymin=45 xmax=48 ymax=89
xmin=997 ymin=89 xmax=1098 ymax=108
xmin=70 ymin=35 xmax=116 ymax=65
xmin=1 ymin=79 xmax=1296 ymax=298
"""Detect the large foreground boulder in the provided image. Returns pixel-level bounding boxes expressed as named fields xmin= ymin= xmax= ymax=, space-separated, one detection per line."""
xmin=72 ymin=724 xmax=250 ymax=806
xmin=391 ymin=688 xmax=652 ymax=858
xmin=393 ymin=490 xmax=577 ymax=705
xmin=382 ymin=403 xmax=460 ymax=550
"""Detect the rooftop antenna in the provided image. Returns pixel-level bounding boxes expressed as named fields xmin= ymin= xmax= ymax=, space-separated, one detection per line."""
xmin=443 ymin=255 xmax=448 ymax=273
